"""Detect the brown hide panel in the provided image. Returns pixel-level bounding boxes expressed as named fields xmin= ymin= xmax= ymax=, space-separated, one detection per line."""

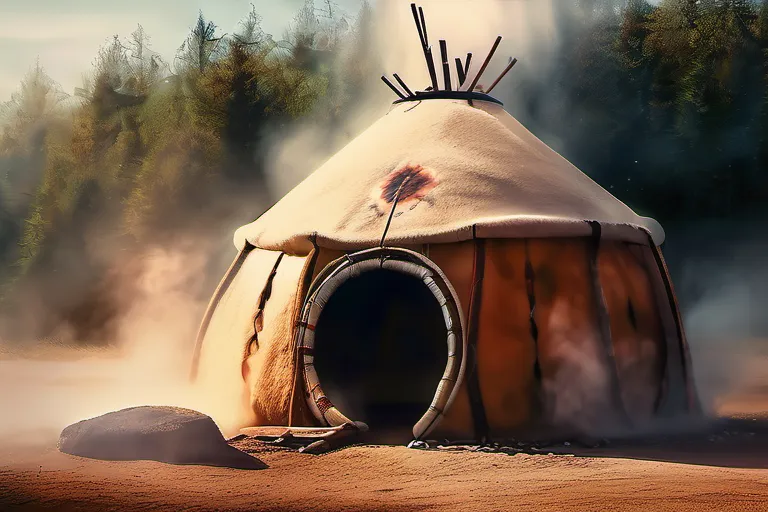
xmin=478 ymin=239 xmax=538 ymax=437
xmin=224 ymin=239 xmax=676 ymax=439
xmin=425 ymin=241 xmax=475 ymax=439
xmin=195 ymin=248 xmax=281 ymax=435
xmin=310 ymin=248 xmax=346 ymax=283
xmin=598 ymin=242 xmax=665 ymax=423
xmin=528 ymin=239 xmax=614 ymax=436
xmin=632 ymin=243 xmax=691 ymax=415
xmin=244 ymin=253 xmax=311 ymax=426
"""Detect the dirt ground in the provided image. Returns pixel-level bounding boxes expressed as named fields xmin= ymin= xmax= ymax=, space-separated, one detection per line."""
xmin=1 ymin=346 xmax=768 ymax=512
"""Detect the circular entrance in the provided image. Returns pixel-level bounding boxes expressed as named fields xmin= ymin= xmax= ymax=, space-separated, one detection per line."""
xmin=295 ymin=248 xmax=466 ymax=441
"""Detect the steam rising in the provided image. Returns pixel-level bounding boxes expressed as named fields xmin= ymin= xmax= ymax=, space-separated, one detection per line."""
xmin=0 ymin=247 xmax=210 ymax=444
xmin=266 ymin=0 xmax=561 ymax=196
xmin=673 ymin=227 xmax=768 ymax=415
xmin=542 ymin=299 xmax=612 ymax=434
xmin=1 ymin=0 xmax=765 ymax=445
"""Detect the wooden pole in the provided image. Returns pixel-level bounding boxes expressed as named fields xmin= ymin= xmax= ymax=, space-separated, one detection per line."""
xmin=419 ymin=6 xmax=428 ymax=46
xmin=465 ymin=36 xmax=502 ymax=92
xmin=485 ymin=57 xmax=518 ymax=94
xmin=411 ymin=3 xmax=439 ymax=91
xmin=439 ymin=40 xmax=451 ymax=91
xmin=424 ymin=47 xmax=439 ymax=91
xmin=410 ymin=3 xmax=426 ymax=47
xmin=393 ymin=73 xmax=414 ymax=97
xmin=381 ymin=75 xmax=406 ymax=99
xmin=463 ymin=52 xmax=473 ymax=78
xmin=455 ymin=57 xmax=466 ymax=87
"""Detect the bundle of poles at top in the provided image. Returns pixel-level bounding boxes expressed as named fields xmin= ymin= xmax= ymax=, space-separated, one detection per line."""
xmin=381 ymin=3 xmax=518 ymax=100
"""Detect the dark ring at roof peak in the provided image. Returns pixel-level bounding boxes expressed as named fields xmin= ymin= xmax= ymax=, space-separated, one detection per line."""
xmin=393 ymin=91 xmax=503 ymax=106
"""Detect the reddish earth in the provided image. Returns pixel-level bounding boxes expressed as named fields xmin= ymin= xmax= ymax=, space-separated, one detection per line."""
xmin=1 ymin=345 xmax=767 ymax=511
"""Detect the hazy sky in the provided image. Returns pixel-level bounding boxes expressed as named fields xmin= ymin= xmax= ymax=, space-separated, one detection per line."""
xmin=0 ymin=0 xmax=367 ymax=101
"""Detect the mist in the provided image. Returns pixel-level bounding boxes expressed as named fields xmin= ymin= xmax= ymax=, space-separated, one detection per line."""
xmin=265 ymin=0 xmax=562 ymax=197
xmin=0 ymin=247 xmax=205 ymax=443
xmin=265 ymin=0 xmax=768 ymax=419
xmin=664 ymin=221 xmax=768 ymax=414
xmin=0 ymin=0 xmax=766 ymax=441
xmin=0 ymin=0 xmax=569 ymax=441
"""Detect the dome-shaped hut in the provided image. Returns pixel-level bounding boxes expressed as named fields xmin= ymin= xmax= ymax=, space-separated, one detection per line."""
xmin=191 ymin=4 xmax=698 ymax=445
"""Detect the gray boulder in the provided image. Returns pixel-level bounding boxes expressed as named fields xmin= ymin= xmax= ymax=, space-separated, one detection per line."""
xmin=59 ymin=406 xmax=266 ymax=469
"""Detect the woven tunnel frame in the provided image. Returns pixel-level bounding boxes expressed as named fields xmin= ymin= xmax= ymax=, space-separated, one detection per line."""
xmin=295 ymin=247 xmax=467 ymax=441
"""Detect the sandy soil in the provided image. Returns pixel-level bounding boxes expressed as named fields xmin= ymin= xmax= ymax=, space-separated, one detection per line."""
xmin=2 ymin=429 xmax=768 ymax=512
xmin=1 ymin=347 xmax=768 ymax=511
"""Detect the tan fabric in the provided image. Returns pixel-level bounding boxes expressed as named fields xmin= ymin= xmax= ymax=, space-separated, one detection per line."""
xmin=235 ymin=99 xmax=664 ymax=255
xmin=196 ymin=237 xmax=682 ymax=439
xmin=243 ymin=252 xmax=312 ymax=426
xmin=195 ymin=95 xmax=688 ymax=440
xmin=194 ymin=248 xmax=281 ymax=433
xmin=309 ymin=248 xmax=345 ymax=283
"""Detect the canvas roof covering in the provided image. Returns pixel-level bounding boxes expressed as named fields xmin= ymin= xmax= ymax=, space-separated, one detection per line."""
xmin=235 ymin=98 xmax=664 ymax=254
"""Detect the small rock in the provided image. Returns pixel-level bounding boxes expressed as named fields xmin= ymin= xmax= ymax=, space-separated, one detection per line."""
xmin=58 ymin=406 xmax=265 ymax=469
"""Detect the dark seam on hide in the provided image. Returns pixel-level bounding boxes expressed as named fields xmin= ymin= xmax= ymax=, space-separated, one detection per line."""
xmin=245 ymin=252 xmax=285 ymax=357
xmin=645 ymin=232 xmax=699 ymax=415
xmin=466 ymin=227 xmax=490 ymax=442
xmin=587 ymin=221 xmax=632 ymax=428
xmin=523 ymin=239 xmax=544 ymax=423
xmin=381 ymin=165 xmax=434 ymax=204
xmin=627 ymin=298 xmax=638 ymax=331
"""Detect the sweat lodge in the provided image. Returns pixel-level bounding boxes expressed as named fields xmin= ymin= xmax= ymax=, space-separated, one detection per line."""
xmin=190 ymin=4 xmax=698 ymax=446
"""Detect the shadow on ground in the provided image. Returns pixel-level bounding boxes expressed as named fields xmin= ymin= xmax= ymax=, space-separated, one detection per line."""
xmin=566 ymin=417 xmax=768 ymax=469
xmin=379 ymin=415 xmax=768 ymax=470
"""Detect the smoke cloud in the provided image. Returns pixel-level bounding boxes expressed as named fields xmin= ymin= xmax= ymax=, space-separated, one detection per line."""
xmin=265 ymin=0 xmax=562 ymax=196
xmin=541 ymin=298 xmax=613 ymax=435
xmin=670 ymin=223 xmax=768 ymax=415
xmin=0 ymin=0 xmax=765 ymax=446
xmin=0 ymin=0 xmax=568 ymax=443
xmin=0 ymin=245 xmax=228 ymax=445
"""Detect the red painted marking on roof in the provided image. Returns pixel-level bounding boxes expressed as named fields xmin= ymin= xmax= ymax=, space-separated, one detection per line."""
xmin=380 ymin=163 xmax=438 ymax=204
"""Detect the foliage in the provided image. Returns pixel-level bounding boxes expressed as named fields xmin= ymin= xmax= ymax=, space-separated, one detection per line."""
xmin=0 ymin=1 xmax=371 ymax=342
xmin=0 ymin=0 xmax=766 ymax=343
xmin=513 ymin=0 xmax=767 ymax=221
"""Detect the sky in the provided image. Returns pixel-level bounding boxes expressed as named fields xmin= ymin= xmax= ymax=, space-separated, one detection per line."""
xmin=0 ymin=0 xmax=367 ymax=101
xmin=0 ymin=0 xmax=667 ymax=103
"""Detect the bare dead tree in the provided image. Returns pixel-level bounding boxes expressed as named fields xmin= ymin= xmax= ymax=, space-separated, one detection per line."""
xmin=175 ymin=12 xmax=226 ymax=74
